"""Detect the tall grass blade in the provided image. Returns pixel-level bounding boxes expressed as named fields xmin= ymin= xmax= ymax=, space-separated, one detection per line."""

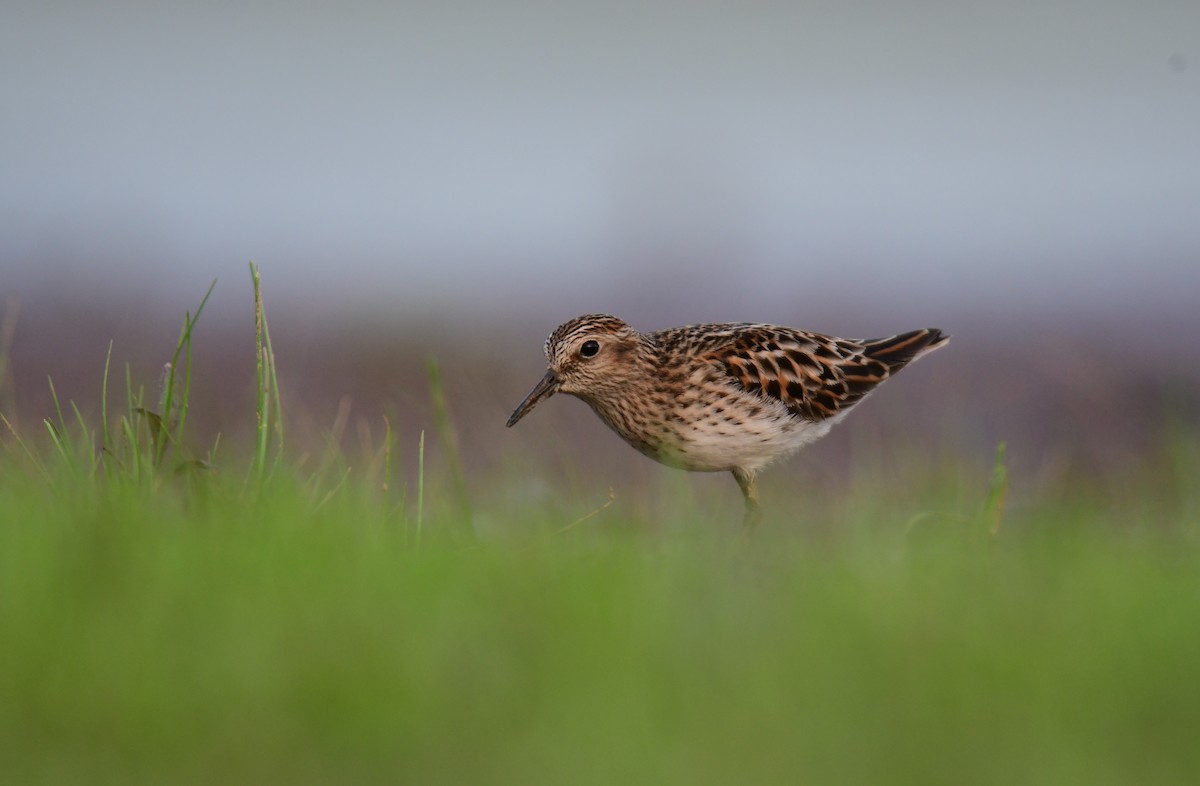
xmin=172 ymin=314 xmax=194 ymax=469
xmin=156 ymin=279 xmax=217 ymax=469
xmin=207 ymin=432 xmax=222 ymax=467
xmin=120 ymin=416 xmax=140 ymax=482
xmin=136 ymin=408 xmax=167 ymax=447
xmin=264 ymin=308 xmax=283 ymax=465
xmin=251 ymin=262 xmax=269 ymax=483
xmin=307 ymin=396 xmax=350 ymax=496
xmin=416 ymin=429 xmax=425 ymax=548
xmin=43 ymin=419 xmax=74 ymax=474
xmin=155 ymin=358 xmax=175 ymax=464
xmin=123 ymin=363 xmax=142 ymax=479
xmin=0 ymin=410 xmax=49 ymax=480
xmin=314 ymin=467 xmax=353 ymax=511
xmin=69 ymin=400 xmax=97 ymax=477
xmin=47 ymin=376 xmax=67 ymax=438
xmin=555 ymin=487 xmax=616 ymax=536
xmin=43 ymin=375 xmax=84 ymax=476
xmin=101 ymin=340 xmax=113 ymax=471
xmin=250 ymin=262 xmax=282 ymax=484
xmin=382 ymin=415 xmax=393 ymax=495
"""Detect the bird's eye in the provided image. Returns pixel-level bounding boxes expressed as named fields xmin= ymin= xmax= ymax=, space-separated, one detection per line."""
xmin=580 ymin=340 xmax=600 ymax=358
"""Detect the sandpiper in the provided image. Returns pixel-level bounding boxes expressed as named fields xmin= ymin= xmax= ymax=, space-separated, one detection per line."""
xmin=508 ymin=314 xmax=948 ymax=526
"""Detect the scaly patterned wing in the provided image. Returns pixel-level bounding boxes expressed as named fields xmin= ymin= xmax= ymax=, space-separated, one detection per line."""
xmin=711 ymin=326 xmax=947 ymax=421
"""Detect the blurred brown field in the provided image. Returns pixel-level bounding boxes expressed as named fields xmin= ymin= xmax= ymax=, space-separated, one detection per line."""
xmin=3 ymin=287 xmax=1196 ymax=527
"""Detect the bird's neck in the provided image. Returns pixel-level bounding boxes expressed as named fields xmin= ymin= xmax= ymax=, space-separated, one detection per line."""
xmin=577 ymin=340 xmax=666 ymax=452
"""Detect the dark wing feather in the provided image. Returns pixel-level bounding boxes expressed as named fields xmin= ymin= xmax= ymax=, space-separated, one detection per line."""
xmin=711 ymin=326 xmax=947 ymax=421
xmin=863 ymin=328 xmax=949 ymax=371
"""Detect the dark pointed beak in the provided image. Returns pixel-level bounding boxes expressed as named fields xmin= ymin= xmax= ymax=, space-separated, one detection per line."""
xmin=506 ymin=369 xmax=559 ymax=427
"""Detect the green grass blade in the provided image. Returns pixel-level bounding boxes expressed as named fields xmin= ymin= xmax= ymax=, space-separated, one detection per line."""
xmin=47 ymin=376 xmax=67 ymax=439
xmin=173 ymin=314 xmax=195 ymax=471
xmin=383 ymin=414 xmax=394 ymax=495
xmin=249 ymin=262 xmax=277 ymax=486
xmin=120 ymin=415 xmax=140 ymax=482
xmin=43 ymin=418 xmax=74 ymax=474
xmin=255 ymin=347 xmax=271 ymax=485
xmin=0 ymin=410 xmax=49 ymax=480
xmin=416 ymin=429 xmax=425 ymax=548
xmin=69 ymin=400 xmax=97 ymax=478
xmin=101 ymin=340 xmax=113 ymax=472
xmin=157 ymin=279 xmax=217 ymax=470
xmin=263 ymin=306 xmax=284 ymax=467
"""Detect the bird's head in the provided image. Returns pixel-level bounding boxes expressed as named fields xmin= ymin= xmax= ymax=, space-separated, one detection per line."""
xmin=506 ymin=314 xmax=647 ymax=427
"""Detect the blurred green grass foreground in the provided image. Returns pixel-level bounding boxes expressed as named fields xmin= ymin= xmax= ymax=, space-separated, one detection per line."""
xmin=1 ymin=270 xmax=1198 ymax=785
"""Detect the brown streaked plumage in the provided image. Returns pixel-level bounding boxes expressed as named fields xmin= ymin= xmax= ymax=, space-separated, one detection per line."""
xmin=507 ymin=314 xmax=949 ymax=527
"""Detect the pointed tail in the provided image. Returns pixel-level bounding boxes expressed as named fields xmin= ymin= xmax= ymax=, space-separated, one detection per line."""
xmin=863 ymin=328 xmax=949 ymax=372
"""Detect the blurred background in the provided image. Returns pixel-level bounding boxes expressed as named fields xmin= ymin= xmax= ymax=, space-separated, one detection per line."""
xmin=2 ymin=1 xmax=1198 ymax=518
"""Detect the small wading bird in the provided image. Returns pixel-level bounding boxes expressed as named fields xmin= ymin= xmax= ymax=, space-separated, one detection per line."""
xmin=507 ymin=314 xmax=949 ymax=527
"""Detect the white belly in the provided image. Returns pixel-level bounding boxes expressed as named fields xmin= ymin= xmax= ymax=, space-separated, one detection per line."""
xmin=660 ymin=396 xmax=848 ymax=473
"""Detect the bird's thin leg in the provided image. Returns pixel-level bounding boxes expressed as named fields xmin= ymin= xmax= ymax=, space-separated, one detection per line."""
xmin=732 ymin=468 xmax=761 ymax=529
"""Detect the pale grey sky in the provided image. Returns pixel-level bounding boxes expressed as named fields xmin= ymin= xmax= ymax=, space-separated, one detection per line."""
xmin=3 ymin=1 xmax=1197 ymax=325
